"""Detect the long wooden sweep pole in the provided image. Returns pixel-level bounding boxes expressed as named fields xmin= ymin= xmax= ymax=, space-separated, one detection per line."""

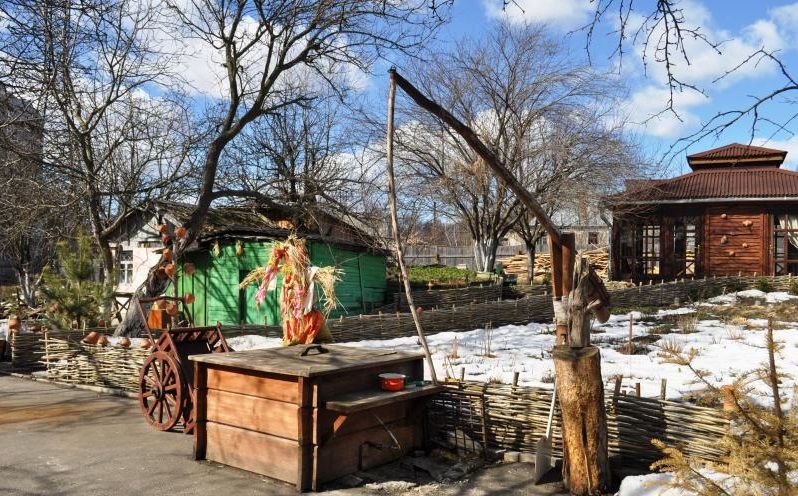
xmin=388 ymin=68 xmax=610 ymax=494
xmin=386 ymin=70 xmax=438 ymax=385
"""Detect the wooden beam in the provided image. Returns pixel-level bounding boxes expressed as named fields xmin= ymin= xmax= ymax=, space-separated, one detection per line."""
xmin=390 ymin=69 xmax=562 ymax=245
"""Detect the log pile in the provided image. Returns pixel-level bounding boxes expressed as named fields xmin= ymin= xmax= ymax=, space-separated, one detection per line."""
xmin=433 ymin=381 xmax=729 ymax=463
xmin=499 ymin=247 xmax=610 ymax=284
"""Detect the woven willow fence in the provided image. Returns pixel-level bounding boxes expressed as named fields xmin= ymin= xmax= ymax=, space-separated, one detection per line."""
xmin=432 ymin=381 xmax=729 ymax=463
xmin=394 ymin=284 xmax=503 ymax=312
xmin=10 ymin=274 xmax=794 ymax=369
xmin=41 ymin=331 xmax=148 ymax=392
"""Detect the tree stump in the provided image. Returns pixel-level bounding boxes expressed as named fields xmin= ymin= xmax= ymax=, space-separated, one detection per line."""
xmin=553 ymin=345 xmax=611 ymax=495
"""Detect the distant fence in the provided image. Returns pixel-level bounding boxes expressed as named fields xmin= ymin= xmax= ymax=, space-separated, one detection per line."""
xmin=431 ymin=381 xmax=728 ymax=463
xmin=404 ymin=245 xmax=527 ymax=270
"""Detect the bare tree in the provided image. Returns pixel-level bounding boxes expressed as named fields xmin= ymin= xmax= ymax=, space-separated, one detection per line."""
xmin=98 ymin=0 xmax=445 ymax=336
xmin=512 ymin=109 xmax=636 ymax=283
xmin=584 ymin=1 xmax=798 ymax=157
xmin=0 ymin=87 xmax=70 ymax=306
xmin=394 ymin=24 xmax=617 ymax=271
xmin=0 ymin=0 xmax=197 ymax=281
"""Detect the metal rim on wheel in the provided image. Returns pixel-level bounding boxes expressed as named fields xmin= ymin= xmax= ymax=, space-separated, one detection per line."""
xmin=138 ymin=351 xmax=184 ymax=431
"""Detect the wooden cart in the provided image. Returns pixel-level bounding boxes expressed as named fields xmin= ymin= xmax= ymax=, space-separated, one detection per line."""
xmin=136 ymin=296 xmax=231 ymax=433
xmin=190 ymin=344 xmax=442 ymax=491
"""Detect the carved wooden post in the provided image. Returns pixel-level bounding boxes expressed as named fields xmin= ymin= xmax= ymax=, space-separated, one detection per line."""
xmin=553 ymin=257 xmax=611 ymax=494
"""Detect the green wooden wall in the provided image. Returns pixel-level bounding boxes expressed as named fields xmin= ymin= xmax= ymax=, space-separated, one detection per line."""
xmin=178 ymin=240 xmax=386 ymax=326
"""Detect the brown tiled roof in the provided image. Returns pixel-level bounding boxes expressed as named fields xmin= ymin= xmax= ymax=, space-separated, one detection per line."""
xmin=686 ymin=143 xmax=786 ymax=170
xmin=609 ymin=167 xmax=798 ymax=204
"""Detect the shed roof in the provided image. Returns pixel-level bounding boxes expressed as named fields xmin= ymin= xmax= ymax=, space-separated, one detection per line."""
xmin=109 ymin=200 xmax=379 ymax=252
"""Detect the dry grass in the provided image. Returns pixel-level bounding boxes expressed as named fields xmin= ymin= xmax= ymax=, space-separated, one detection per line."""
xmin=480 ymin=323 xmax=495 ymax=358
xmin=447 ymin=337 xmax=460 ymax=359
xmin=676 ymin=315 xmax=700 ymax=334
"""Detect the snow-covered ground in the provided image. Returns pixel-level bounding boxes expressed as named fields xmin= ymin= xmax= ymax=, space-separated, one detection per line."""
xmin=228 ymin=289 xmax=798 ymax=403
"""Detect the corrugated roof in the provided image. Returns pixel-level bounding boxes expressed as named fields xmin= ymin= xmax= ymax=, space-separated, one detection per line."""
xmin=686 ymin=143 xmax=787 ymax=171
xmin=609 ymin=167 xmax=798 ymax=204
xmin=686 ymin=143 xmax=787 ymax=160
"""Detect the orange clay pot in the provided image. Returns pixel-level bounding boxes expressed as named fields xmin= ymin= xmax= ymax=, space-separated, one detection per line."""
xmin=82 ymin=331 xmax=100 ymax=345
xmin=175 ymin=226 xmax=187 ymax=239
xmin=163 ymin=248 xmax=173 ymax=262
xmin=8 ymin=316 xmax=21 ymax=331
xmin=140 ymin=338 xmax=152 ymax=349
xmin=164 ymin=263 xmax=177 ymax=279
xmin=165 ymin=302 xmax=179 ymax=317
xmin=96 ymin=335 xmax=109 ymax=347
xmin=118 ymin=337 xmax=131 ymax=349
xmin=183 ymin=293 xmax=195 ymax=305
xmin=184 ymin=263 xmax=196 ymax=276
xmin=158 ymin=224 xmax=168 ymax=234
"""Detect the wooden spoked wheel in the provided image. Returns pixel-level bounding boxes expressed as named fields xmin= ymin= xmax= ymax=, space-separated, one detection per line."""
xmin=139 ymin=351 xmax=184 ymax=431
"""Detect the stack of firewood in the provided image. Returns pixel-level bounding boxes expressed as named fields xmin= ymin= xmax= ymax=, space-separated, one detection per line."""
xmin=499 ymin=247 xmax=609 ymax=283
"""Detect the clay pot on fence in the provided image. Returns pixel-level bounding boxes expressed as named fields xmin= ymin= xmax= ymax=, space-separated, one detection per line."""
xmin=118 ymin=337 xmax=131 ymax=349
xmin=96 ymin=335 xmax=109 ymax=347
xmin=8 ymin=316 xmax=21 ymax=331
xmin=82 ymin=331 xmax=100 ymax=345
xmin=140 ymin=338 xmax=152 ymax=350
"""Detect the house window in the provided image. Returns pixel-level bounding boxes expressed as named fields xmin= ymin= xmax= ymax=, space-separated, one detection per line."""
xmin=774 ymin=215 xmax=798 ymax=275
xmin=587 ymin=232 xmax=599 ymax=245
xmin=118 ymin=250 xmax=134 ymax=285
xmin=638 ymin=224 xmax=660 ymax=276
xmin=673 ymin=217 xmax=699 ymax=277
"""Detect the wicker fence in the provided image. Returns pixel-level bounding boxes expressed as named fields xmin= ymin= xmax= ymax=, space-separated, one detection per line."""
xmin=393 ymin=284 xmax=503 ymax=312
xmin=8 ymin=274 xmax=794 ymax=370
xmin=432 ymin=381 xmax=729 ymax=463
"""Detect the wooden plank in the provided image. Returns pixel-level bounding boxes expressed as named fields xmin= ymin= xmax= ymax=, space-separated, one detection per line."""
xmin=314 ymin=420 xmax=421 ymax=484
xmin=206 ymin=389 xmax=299 ymax=439
xmin=297 ymin=376 xmax=313 ymax=491
xmin=193 ymin=363 xmax=207 ymax=460
xmin=191 ymin=345 xmax=423 ymax=378
xmin=205 ymin=366 xmax=299 ymax=403
xmin=205 ymin=421 xmax=298 ymax=484
xmin=324 ymin=384 xmax=442 ymax=413
xmin=312 ymin=361 xmax=420 ymax=407
xmin=313 ymin=401 xmax=409 ymax=445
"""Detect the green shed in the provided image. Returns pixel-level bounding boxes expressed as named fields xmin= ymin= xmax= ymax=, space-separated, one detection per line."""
xmin=177 ymin=239 xmax=387 ymax=326
xmin=107 ymin=200 xmax=387 ymax=327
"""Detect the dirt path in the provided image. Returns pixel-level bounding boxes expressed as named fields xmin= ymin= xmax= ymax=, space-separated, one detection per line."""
xmin=0 ymin=374 xmax=565 ymax=495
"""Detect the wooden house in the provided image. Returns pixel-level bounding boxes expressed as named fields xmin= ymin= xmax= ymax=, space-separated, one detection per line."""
xmin=607 ymin=143 xmax=798 ymax=282
xmin=107 ymin=201 xmax=387 ymax=324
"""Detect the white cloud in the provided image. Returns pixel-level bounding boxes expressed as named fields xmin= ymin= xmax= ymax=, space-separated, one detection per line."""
xmin=482 ymin=0 xmax=592 ymax=29
xmin=620 ymin=0 xmax=794 ymax=138
xmin=755 ymin=136 xmax=798 ymax=169
xmin=624 ymin=85 xmax=707 ymax=138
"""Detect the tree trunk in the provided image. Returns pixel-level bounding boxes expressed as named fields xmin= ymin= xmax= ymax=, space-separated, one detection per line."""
xmin=15 ymin=267 xmax=37 ymax=307
xmin=553 ymin=345 xmax=611 ymax=495
xmin=473 ymin=237 xmax=498 ymax=273
xmin=524 ymin=241 xmax=536 ymax=285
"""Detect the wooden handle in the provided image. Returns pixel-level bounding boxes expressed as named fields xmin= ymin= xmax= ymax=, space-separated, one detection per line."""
xmin=300 ymin=344 xmax=328 ymax=356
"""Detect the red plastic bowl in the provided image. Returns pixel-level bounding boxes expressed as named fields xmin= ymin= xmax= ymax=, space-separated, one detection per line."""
xmin=379 ymin=373 xmax=406 ymax=391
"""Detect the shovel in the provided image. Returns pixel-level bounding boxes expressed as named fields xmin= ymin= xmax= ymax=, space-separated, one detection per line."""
xmin=534 ymin=384 xmax=557 ymax=483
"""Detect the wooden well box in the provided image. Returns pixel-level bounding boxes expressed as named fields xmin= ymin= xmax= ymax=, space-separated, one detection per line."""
xmin=189 ymin=344 xmax=441 ymax=491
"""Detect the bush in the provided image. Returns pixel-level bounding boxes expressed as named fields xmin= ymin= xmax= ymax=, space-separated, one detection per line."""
xmin=40 ymin=233 xmax=114 ymax=329
xmin=790 ymin=280 xmax=798 ymax=296
xmin=755 ymin=277 xmax=773 ymax=293
xmin=402 ymin=265 xmax=478 ymax=286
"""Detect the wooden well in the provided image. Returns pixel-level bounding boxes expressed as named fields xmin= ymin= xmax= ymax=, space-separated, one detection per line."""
xmin=190 ymin=344 xmax=441 ymax=491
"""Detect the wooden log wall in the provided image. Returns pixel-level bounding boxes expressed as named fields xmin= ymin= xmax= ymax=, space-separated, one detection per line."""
xmin=432 ymin=381 xmax=729 ymax=463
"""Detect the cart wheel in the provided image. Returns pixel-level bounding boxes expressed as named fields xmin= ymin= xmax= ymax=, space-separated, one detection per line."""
xmin=139 ymin=351 xmax=184 ymax=431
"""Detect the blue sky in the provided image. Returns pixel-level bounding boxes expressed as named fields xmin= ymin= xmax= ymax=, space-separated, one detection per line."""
xmin=375 ymin=1 xmax=798 ymax=176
